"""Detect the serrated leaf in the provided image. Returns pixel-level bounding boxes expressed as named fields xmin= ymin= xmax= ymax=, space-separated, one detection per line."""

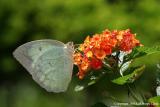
xmin=112 ymin=65 xmax=145 ymax=85
xmin=137 ymin=46 xmax=160 ymax=55
xmin=131 ymin=65 xmax=146 ymax=80
xmin=148 ymin=96 xmax=160 ymax=107
xmin=125 ymin=45 xmax=160 ymax=61
xmin=112 ymin=73 xmax=133 ymax=85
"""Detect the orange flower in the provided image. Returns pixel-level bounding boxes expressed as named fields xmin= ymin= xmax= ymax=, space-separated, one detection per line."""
xmin=90 ymin=57 xmax=103 ymax=70
xmin=86 ymin=51 xmax=93 ymax=58
xmin=100 ymin=42 xmax=112 ymax=55
xmin=102 ymin=29 xmax=111 ymax=35
xmin=93 ymin=48 xmax=107 ymax=59
xmin=80 ymin=58 xmax=90 ymax=71
xmin=73 ymin=53 xmax=82 ymax=65
xmin=90 ymin=34 xmax=102 ymax=49
xmin=119 ymin=29 xmax=141 ymax=51
xmin=76 ymin=58 xmax=90 ymax=79
xmin=79 ymin=36 xmax=91 ymax=51
xmin=116 ymin=31 xmax=124 ymax=42
xmin=77 ymin=67 xmax=85 ymax=79
xmin=74 ymin=28 xmax=142 ymax=79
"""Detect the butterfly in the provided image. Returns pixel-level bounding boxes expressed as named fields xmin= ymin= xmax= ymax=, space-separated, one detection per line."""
xmin=13 ymin=40 xmax=74 ymax=93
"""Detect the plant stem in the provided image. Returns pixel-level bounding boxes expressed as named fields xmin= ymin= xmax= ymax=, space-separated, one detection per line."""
xmin=127 ymin=84 xmax=141 ymax=102
xmin=108 ymin=96 xmax=124 ymax=103
xmin=133 ymin=83 xmax=146 ymax=102
xmin=104 ymin=92 xmax=124 ymax=103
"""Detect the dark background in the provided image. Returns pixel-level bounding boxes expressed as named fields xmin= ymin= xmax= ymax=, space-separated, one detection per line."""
xmin=0 ymin=0 xmax=160 ymax=107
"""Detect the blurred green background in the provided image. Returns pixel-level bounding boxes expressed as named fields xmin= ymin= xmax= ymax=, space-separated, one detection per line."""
xmin=0 ymin=0 xmax=160 ymax=107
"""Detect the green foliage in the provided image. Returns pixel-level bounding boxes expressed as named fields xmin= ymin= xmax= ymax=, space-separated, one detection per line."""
xmin=74 ymin=69 xmax=106 ymax=92
xmin=0 ymin=0 xmax=160 ymax=107
xmin=91 ymin=102 xmax=108 ymax=107
xmin=112 ymin=65 xmax=145 ymax=85
xmin=148 ymin=96 xmax=160 ymax=107
xmin=124 ymin=45 xmax=160 ymax=62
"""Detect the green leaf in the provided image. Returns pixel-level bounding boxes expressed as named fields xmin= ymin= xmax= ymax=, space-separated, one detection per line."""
xmin=131 ymin=65 xmax=146 ymax=80
xmin=112 ymin=65 xmax=145 ymax=85
xmin=112 ymin=73 xmax=133 ymax=85
xmin=137 ymin=46 xmax=160 ymax=55
xmin=125 ymin=45 xmax=160 ymax=61
xmin=91 ymin=102 xmax=108 ymax=107
xmin=148 ymin=96 xmax=160 ymax=107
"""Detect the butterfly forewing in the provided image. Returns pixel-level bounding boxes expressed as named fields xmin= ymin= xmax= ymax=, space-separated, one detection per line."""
xmin=13 ymin=40 xmax=74 ymax=92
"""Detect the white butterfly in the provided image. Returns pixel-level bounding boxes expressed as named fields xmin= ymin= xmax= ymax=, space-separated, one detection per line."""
xmin=156 ymin=86 xmax=160 ymax=96
xmin=13 ymin=40 xmax=74 ymax=93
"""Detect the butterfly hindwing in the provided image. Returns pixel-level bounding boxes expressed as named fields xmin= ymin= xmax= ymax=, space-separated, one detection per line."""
xmin=13 ymin=40 xmax=74 ymax=92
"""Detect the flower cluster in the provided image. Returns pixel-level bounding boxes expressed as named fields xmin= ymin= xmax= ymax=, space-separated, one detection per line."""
xmin=74 ymin=29 xmax=142 ymax=79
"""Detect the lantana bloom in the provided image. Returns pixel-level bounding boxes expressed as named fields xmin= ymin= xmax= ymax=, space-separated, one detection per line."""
xmin=74 ymin=29 xmax=142 ymax=79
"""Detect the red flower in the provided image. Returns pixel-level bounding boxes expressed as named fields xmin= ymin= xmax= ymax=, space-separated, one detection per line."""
xmin=100 ymin=43 xmax=112 ymax=55
xmin=90 ymin=57 xmax=103 ymax=70
xmin=93 ymin=48 xmax=107 ymax=59
xmin=119 ymin=29 xmax=141 ymax=51
xmin=74 ymin=28 xmax=142 ymax=79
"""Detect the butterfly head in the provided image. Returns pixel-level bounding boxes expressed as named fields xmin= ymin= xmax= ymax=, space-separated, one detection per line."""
xmin=65 ymin=42 xmax=74 ymax=54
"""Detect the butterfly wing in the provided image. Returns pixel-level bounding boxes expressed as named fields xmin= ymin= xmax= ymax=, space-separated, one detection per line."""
xmin=13 ymin=40 xmax=74 ymax=92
